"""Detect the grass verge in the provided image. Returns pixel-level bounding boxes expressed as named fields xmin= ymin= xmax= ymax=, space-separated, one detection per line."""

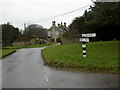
xmin=0 ymin=49 xmax=16 ymax=58
xmin=42 ymin=41 xmax=119 ymax=74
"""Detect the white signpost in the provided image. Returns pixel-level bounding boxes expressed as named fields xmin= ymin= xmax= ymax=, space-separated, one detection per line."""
xmin=79 ymin=38 xmax=89 ymax=42
xmin=82 ymin=33 xmax=96 ymax=37
xmin=80 ymin=33 xmax=96 ymax=58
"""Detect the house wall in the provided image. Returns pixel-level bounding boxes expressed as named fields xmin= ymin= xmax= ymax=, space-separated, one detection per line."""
xmin=47 ymin=21 xmax=63 ymax=43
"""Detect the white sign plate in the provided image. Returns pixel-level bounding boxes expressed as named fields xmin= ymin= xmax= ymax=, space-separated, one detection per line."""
xmin=79 ymin=38 xmax=89 ymax=42
xmin=82 ymin=33 xmax=96 ymax=37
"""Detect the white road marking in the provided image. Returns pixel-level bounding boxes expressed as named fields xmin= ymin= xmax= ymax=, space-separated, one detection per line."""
xmin=45 ymin=74 xmax=48 ymax=82
xmin=44 ymin=68 xmax=49 ymax=82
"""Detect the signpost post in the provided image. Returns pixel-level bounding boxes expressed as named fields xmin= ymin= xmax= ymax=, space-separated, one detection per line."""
xmin=80 ymin=33 xmax=96 ymax=58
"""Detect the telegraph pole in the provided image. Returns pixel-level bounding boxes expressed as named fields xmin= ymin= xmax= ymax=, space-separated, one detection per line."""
xmin=24 ymin=23 xmax=27 ymax=46
xmin=24 ymin=23 xmax=26 ymax=30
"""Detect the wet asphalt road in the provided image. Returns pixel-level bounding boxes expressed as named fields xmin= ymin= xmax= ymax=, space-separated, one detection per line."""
xmin=2 ymin=47 xmax=118 ymax=88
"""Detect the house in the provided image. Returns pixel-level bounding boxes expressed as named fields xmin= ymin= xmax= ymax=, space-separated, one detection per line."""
xmin=47 ymin=21 xmax=68 ymax=42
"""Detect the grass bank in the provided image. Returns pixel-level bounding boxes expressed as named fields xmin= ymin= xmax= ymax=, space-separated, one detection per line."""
xmin=0 ymin=49 xmax=16 ymax=58
xmin=42 ymin=41 xmax=119 ymax=74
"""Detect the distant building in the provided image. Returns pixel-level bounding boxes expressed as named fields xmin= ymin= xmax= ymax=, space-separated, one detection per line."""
xmin=47 ymin=21 xmax=68 ymax=42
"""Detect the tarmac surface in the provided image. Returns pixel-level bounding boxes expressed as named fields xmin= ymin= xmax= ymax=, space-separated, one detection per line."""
xmin=2 ymin=47 xmax=118 ymax=88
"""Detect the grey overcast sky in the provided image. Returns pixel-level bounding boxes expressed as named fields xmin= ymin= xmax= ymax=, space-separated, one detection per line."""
xmin=0 ymin=0 xmax=93 ymax=30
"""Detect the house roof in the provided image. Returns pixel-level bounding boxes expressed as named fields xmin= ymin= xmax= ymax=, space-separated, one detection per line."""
xmin=48 ymin=21 xmax=68 ymax=32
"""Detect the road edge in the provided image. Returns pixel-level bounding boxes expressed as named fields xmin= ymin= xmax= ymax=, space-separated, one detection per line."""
xmin=1 ymin=50 xmax=16 ymax=59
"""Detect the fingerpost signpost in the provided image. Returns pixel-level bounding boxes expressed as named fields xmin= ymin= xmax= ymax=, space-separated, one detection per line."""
xmin=79 ymin=33 xmax=96 ymax=58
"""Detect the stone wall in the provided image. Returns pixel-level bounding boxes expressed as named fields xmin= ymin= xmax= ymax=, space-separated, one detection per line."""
xmin=62 ymin=36 xmax=79 ymax=44
xmin=12 ymin=42 xmax=26 ymax=47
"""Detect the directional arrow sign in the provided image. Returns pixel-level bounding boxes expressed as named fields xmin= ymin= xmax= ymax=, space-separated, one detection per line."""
xmin=82 ymin=33 xmax=96 ymax=37
xmin=79 ymin=38 xmax=89 ymax=42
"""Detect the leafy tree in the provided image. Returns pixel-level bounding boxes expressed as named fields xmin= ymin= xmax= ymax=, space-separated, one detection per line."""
xmin=23 ymin=24 xmax=47 ymax=40
xmin=68 ymin=2 xmax=120 ymax=41
xmin=2 ymin=22 xmax=21 ymax=46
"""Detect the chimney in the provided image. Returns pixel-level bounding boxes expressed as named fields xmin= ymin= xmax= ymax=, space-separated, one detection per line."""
xmin=61 ymin=22 xmax=63 ymax=26
xmin=64 ymin=22 xmax=66 ymax=27
xmin=58 ymin=23 xmax=60 ymax=28
xmin=52 ymin=21 xmax=56 ymax=26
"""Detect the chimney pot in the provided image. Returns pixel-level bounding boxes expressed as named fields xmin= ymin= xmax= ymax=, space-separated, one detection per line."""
xmin=52 ymin=21 xmax=56 ymax=26
xmin=61 ymin=22 xmax=63 ymax=26
xmin=58 ymin=23 xmax=60 ymax=28
xmin=64 ymin=22 xmax=66 ymax=27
